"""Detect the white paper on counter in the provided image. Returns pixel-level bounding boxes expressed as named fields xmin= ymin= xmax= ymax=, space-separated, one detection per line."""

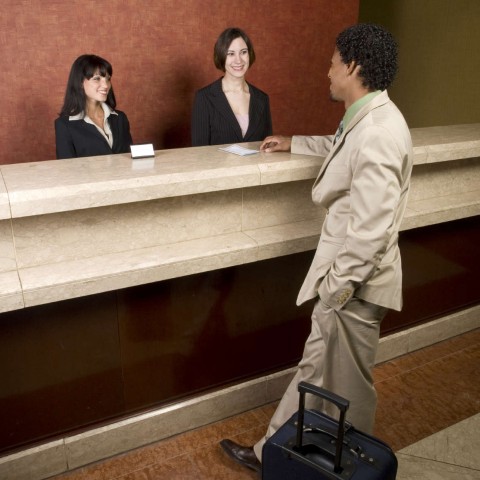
xmin=219 ymin=144 xmax=260 ymax=156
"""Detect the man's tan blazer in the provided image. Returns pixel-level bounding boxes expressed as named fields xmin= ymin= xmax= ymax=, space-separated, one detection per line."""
xmin=295 ymin=91 xmax=413 ymax=311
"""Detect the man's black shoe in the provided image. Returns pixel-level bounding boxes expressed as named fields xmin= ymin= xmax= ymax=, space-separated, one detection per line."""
xmin=220 ymin=439 xmax=261 ymax=473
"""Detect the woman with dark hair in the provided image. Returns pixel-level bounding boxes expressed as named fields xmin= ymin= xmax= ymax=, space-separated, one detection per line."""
xmin=191 ymin=28 xmax=272 ymax=146
xmin=55 ymin=54 xmax=132 ymax=159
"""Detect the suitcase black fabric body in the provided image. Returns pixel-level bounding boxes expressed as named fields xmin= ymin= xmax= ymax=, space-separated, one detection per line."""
xmin=262 ymin=382 xmax=397 ymax=479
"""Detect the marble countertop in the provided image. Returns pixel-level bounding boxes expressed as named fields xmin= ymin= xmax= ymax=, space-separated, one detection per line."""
xmin=0 ymin=145 xmax=319 ymax=218
xmin=0 ymin=123 xmax=479 ymax=219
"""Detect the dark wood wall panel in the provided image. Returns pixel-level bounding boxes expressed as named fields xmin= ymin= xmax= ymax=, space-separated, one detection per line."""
xmin=0 ymin=294 xmax=123 ymax=451
xmin=116 ymin=255 xmax=314 ymax=411
xmin=382 ymin=216 xmax=480 ymax=333
xmin=0 ymin=217 xmax=478 ymax=454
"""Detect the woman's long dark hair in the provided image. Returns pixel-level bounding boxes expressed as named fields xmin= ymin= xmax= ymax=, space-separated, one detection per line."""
xmin=59 ymin=54 xmax=117 ymax=117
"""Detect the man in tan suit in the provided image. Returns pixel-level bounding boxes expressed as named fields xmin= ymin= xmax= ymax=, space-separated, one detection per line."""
xmin=221 ymin=23 xmax=413 ymax=474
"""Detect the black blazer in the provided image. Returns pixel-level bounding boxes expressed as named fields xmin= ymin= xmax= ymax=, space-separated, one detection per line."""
xmin=55 ymin=110 xmax=132 ymax=159
xmin=191 ymin=78 xmax=272 ymax=146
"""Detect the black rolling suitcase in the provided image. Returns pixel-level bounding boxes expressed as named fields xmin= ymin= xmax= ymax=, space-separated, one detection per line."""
xmin=262 ymin=382 xmax=397 ymax=479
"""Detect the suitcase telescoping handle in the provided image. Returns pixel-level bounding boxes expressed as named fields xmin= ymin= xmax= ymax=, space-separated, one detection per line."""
xmin=297 ymin=382 xmax=350 ymax=473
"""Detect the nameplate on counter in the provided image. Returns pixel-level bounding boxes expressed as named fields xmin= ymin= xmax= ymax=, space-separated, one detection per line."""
xmin=131 ymin=144 xmax=155 ymax=159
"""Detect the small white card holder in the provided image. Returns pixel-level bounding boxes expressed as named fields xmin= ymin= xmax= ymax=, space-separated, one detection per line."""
xmin=130 ymin=144 xmax=155 ymax=159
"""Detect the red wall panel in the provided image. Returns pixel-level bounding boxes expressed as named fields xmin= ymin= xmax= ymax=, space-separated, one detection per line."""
xmin=0 ymin=0 xmax=358 ymax=164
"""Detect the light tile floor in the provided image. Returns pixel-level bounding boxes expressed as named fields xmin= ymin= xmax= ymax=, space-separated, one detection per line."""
xmin=52 ymin=328 xmax=480 ymax=479
xmin=397 ymin=413 xmax=480 ymax=479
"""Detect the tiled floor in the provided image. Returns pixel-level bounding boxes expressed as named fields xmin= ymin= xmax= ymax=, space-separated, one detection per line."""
xmin=52 ymin=328 xmax=479 ymax=480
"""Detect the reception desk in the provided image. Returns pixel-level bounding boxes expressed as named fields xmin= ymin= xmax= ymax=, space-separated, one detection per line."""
xmin=0 ymin=124 xmax=479 ymax=479
xmin=1 ymin=124 xmax=479 ymax=313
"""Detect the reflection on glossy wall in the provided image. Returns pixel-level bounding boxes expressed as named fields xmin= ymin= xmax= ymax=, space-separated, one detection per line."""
xmin=360 ymin=0 xmax=480 ymax=128
xmin=0 ymin=0 xmax=357 ymax=165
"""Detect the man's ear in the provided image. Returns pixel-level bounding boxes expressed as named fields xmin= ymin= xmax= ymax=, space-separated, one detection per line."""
xmin=347 ymin=61 xmax=360 ymax=76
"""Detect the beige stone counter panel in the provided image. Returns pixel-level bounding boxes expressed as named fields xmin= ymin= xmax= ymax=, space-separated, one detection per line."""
xmin=408 ymin=157 xmax=479 ymax=203
xmin=12 ymin=189 xmax=243 ymax=269
xmin=0 ymin=220 xmax=17 ymax=273
xmin=241 ymin=180 xmax=322 ymax=231
xmin=0 ymin=149 xmax=259 ymax=218
xmin=0 ymin=218 xmax=23 ymax=312
xmin=410 ymin=123 xmax=480 ymax=164
xmin=403 ymin=190 xmax=480 ymax=230
xmin=257 ymin=155 xmax=322 ymax=184
xmin=0 ymin=174 xmax=11 ymax=220
xmin=0 ymin=271 xmax=23 ymax=313
xmin=244 ymin=219 xmax=324 ymax=262
xmin=19 ymin=232 xmax=259 ymax=307
xmin=1 ymin=147 xmax=316 ymax=218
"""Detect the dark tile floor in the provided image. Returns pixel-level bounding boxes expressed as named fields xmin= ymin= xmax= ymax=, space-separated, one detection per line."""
xmin=52 ymin=328 xmax=480 ymax=480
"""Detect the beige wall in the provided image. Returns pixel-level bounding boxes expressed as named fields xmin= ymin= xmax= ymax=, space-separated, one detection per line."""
xmin=360 ymin=0 xmax=480 ymax=128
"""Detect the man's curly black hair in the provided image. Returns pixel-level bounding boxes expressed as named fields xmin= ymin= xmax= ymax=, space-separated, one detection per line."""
xmin=336 ymin=23 xmax=398 ymax=91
